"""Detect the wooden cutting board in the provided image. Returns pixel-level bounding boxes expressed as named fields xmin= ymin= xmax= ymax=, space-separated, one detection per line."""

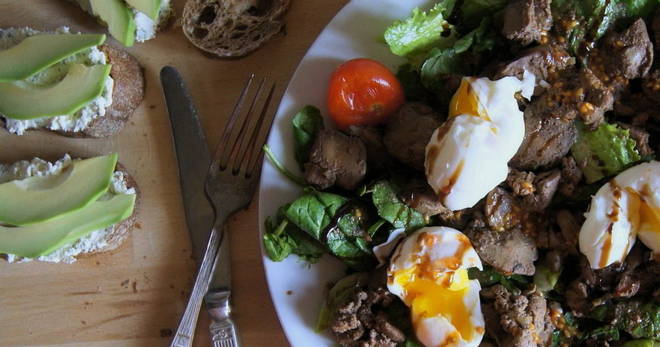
xmin=0 ymin=0 xmax=348 ymax=345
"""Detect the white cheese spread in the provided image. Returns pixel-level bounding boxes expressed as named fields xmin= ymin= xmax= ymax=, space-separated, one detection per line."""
xmin=0 ymin=27 xmax=115 ymax=135
xmin=134 ymin=0 xmax=172 ymax=42
xmin=0 ymin=155 xmax=135 ymax=264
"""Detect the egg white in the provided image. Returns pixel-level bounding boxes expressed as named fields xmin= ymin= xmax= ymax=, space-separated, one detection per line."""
xmin=425 ymin=73 xmax=534 ymax=211
xmin=387 ymin=227 xmax=485 ymax=347
xmin=580 ymin=161 xmax=660 ymax=269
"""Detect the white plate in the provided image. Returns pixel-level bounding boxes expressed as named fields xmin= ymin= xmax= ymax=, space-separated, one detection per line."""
xmin=258 ymin=0 xmax=432 ymax=345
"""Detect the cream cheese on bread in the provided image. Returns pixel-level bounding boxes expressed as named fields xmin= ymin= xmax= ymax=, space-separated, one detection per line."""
xmin=0 ymin=27 xmax=114 ymax=135
xmin=134 ymin=0 xmax=172 ymax=42
xmin=0 ymin=155 xmax=135 ymax=264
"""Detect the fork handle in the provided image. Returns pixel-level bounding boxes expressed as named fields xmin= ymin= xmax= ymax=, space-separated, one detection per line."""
xmin=171 ymin=226 xmax=222 ymax=347
xmin=207 ymin=289 xmax=240 ymax=347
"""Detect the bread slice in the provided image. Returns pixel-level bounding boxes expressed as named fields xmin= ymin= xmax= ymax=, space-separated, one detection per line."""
xmin=69 ymin=0 xmax=174 ymax=44
xmin=0 ymin=156 xmax=140 ymax=264
xmin=57 ymin=45 xmax=145 ymax=138
xmin=0 ymin=38 xmax=145 ymax=138
xmin=182 ymin=0 xmax=290 ymax=57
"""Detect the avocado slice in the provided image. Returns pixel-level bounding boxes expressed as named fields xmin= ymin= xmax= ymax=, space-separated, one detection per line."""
xmin=0 ymin=154 xmax=118 ymax=226
xmin=125 ymin=0 xmax=162 ymax=20
xmin=0 ymin=33 xmax=106 ymax=82
xmin=89 ymin=0 xmax=137 ymax=47
xmin=0 ymin=63 xmax=111 ymax=120
xmin=0 ymin=194 xmax=136 ymax=258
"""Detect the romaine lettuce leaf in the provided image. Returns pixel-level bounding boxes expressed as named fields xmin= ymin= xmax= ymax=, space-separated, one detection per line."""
xmin=384 ymin=1 xmax=456 ymax=58
xmin=570 ymin=122 xmax=641 ymax=183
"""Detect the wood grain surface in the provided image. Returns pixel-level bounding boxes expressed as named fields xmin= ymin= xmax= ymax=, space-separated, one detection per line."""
xmin=0 ymin=0 xmax=349 ymax=345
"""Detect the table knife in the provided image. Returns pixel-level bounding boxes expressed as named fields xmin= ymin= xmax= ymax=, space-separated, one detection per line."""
xmin=160 ymin=66 xmax=215 ymax=264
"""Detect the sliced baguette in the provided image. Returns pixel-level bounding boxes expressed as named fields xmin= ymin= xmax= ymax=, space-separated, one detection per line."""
xmin=0 ymin=43 xmax=145 ymax=138
xmin=69 ymin=0 xmax=174 ymax=44
xmin=0 ymin=158 xmax=140 ymax=263
xmin=182 ymin=0 xmax=290 ymax=57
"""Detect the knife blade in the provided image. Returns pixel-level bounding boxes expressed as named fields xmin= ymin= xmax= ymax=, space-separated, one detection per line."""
xmin=160 ymin=66 xmax=215 ymax=264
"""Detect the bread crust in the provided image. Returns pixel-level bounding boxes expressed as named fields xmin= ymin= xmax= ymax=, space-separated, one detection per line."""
xmin=182 ymin=0 xmax=291 ymax=57
xmin=1 ymin=44 xmax=145 ymax=138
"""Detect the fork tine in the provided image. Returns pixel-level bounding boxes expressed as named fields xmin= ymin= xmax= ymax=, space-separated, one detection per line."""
xmin=237 ymin=81 xmax=276 ymax=176
xmin=213 ymin=73 xmax=255 ymax=169
xmin=245 ymin=83 xmax=278 ymax=177
xmin=227 ymin=77 xmax=267 ymax=174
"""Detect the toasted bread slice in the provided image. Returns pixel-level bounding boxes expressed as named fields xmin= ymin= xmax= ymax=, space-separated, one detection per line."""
xmin=69 ymin=0 xmax=174 ymax=44
xmin=182 ymin=0 xmax=290 ymax=57
xmin=0 ymin=42 xmax=145 ymax=138
xmin=0 ymin=156 xmax=140 ymax=264
xmin=56 ymin=45 xmax=145 ymax=138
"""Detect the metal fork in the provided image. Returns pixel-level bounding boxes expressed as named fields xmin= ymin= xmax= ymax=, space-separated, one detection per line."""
xmin=171 ymin=74 xmax=277 ymax=347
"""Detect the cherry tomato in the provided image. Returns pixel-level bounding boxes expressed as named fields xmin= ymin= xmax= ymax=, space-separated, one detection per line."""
xmin=327 ymin=58 xmax=405 ymax=130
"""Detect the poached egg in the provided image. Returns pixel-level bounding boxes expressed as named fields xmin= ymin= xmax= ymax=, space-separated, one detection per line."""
xmin=579 ymin=161 xmax=660 ymax=269
xmin=387 ymin=227 xmax=485 ymax=347
xmin=425 ymin=73 xmax=535 ymax=211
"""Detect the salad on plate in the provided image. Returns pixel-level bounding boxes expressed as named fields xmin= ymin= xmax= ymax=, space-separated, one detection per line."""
xmin=263 ymin=0 xmax=660 ymax=346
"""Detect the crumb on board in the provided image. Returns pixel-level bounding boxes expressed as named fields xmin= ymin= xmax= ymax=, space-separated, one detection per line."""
xmin=160 ymin=328 xmax=173 ymax=338
xmin=286 ymin=290 xmax=293 ymax=295
xmin=132 ymin=281 xmax=138 ymax=293
xmin=121 ymin=279 xmax=130 ymax=287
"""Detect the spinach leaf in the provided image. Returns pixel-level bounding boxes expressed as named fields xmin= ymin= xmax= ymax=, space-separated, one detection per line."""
xmin=263 ymin=144 xmax=305 ymax=186
xmin=327 ymin=214 xmax=369 ymax=258
xmin=582 ymin=325 xmax=620 ymax=341
xmin=468 ymin=266 xmax=531 ymax=296
xmin=420 ymin=18 xmax=495 ymax=90
xmin=262 ymin=218 xmax=295 ymax=261
xmin=315 ymin=273 xmax=369 ymax=332
xmin=552 ymin=0 xmax=659 ymax=56
xmin=368 ymin=180 xmax=427 ymax=231
xmin=396 ymin=64 xmax=432 ymax=103
xmin=613 ymin=301 xmax=660 ymax=339
xmin=460 ymin=0 xmax=509 ymax=30
xmin=292 ymin=106 xmax=324 ymax=168
xmin=262 ymin=206 xmax=324 ymax=263
xmin=285 ymin=191 xmax=348 ymax=239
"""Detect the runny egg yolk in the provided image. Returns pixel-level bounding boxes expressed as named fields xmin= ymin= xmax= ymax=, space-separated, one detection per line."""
xmin=448 ymin=79 xmax=489 ymax=121
xmin=393 ymin=266 xmax=474 ymax=342
xmin=625 ymin=187 xmax=660 ymax=235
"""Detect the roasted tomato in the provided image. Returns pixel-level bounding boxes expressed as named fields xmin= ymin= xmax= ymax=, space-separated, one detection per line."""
xmin=327 ymin=58 xmax=405 ymax=129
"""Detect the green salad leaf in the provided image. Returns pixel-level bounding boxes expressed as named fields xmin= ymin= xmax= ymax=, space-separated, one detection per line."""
xmin=263 ymin=206 xmax=325 ymax=263
xmin=384 ymin=1 xmax=456 ymax=58
xmin=552 ymin=0 xmax=659 ymax=55
xmin=468 ymin=266 xmax=531 ymax=296
xmin=622 ymin=339 xmax=657 ymax=347
xmin=315 ymin=273 xmax=369 ymax=332
xmin=396 ymin=64 xmax=432 ymax=103
xmin=613 ymin=301 xmax=660 ymax=339
xmin=582 ymin=325 xmax=620 ymax=341
xmin=420 ymin=18 xmax=494 ymax=90
xmin=459 ymin=0 xmax=509 ymax=29
xmin=533 ymin=264 xmax=561 ymax=293
xmin=367 ymin=180 xmax=427 ymax=231
xmin=292 ymin=106 xmax=324 ymax=168
xmin=571 ymin=122 xmax=641 ymax=183
xmin=285 ymin=190 xmax=348 ymax=240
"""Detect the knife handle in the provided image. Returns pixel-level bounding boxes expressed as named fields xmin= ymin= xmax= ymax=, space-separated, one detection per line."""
xmin=206 ymin=289 xmax=240 ymax=347
xmin=171 ymin=227 xmax=221 ymax=347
